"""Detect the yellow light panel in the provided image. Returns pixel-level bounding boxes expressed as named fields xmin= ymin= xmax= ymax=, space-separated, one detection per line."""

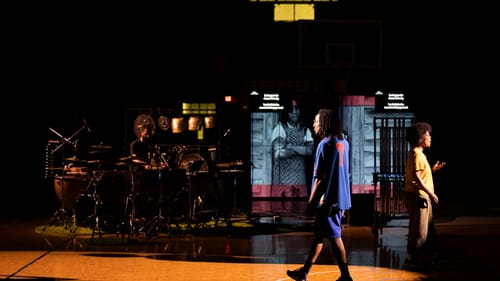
xmin=274 ymin=4 xmax=314 ymax=22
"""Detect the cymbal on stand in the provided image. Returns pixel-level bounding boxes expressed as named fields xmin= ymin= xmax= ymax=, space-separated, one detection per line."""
xmin=87 ymin=160 xmax=110 ymax=165
xmin=89 ymin=150 xmax=111 ymax=155
xmin=90 ymin=144 xmax=113 ymax=150
xmin=118 ymin=155 xmax=133 ymax=161
xmin=116 ymin=155 xmax=148 ymax=165
xmin=112 ymin=162 xmax=131 ymax=170
xmin=64 ymin=156 xmax=87 ymax=163
xmin=118 ymin=154 xmax=148 ymax=163
xmin=132 ymin=158 xmax=148 ymax=165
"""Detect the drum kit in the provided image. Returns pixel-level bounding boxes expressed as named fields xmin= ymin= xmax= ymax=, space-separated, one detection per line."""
xmin=47 ymin=141 xmax=213 ymax=238
xmin=134 ymin=146 xmax=212 ymax=237
xmin=46 ymin=116 xmax=241 ymax=237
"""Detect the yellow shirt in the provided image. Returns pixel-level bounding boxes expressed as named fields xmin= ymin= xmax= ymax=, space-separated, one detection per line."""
xmin=405 ymin=147 xmax=434 ymax=198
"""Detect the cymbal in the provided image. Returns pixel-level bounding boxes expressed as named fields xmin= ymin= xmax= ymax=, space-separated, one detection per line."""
xmin=117 ymin=155 xmax=148 ymax=164
xmin=90 ymin=144 xmax=112 ymax=149
xmin=132 ymin=158 xmax=148 ymax=165
xmin=218 ymin=169 xmax=245 ymax=173
xmin=216 ymin=162 xmax=243 ymax=168
xmin=118 ymin=155 xmax=133 ymax=161
xmin=87 ymin=160 xmax=109 ymax=165
xmin=64 ymin=156 xmax=86 ymax=162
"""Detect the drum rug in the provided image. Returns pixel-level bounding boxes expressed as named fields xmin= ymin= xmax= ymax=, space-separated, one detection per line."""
xmin=34 ymin=218 xmax=308 ymax=246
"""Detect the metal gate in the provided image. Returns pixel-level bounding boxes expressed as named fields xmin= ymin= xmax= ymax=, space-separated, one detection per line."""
xmin=372 ymin=116 xmax=414 ymax=234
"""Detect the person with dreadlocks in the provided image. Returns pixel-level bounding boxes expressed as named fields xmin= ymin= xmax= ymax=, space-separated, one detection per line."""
xmin=286 ymin=109 xmax=353 ymax=281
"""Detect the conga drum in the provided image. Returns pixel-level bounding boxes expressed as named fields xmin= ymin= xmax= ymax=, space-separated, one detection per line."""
xmin=53 ymin=175 xmax=88 ymax=210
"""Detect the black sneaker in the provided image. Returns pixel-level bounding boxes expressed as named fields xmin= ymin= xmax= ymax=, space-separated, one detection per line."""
xmin=286 ymin=267 xmax=308 ymax=281
xmin=336 ymin=276 xmax=353 ymax=281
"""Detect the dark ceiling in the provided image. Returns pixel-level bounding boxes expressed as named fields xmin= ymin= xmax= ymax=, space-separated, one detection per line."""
xmin=6 ymin=1 xmax=497 ymax=204
xmin=16 ymin=1 xmax=495 ymax=104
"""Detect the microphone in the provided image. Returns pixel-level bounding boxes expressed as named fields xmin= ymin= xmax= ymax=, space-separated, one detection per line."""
xmin=83 ymin=118 xmax=92 ymax=133
xmin=223 ymin=128 xmax=231 ymax=137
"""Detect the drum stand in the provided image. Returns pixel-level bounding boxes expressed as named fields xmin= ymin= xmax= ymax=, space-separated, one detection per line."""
xmin=139 ymin=145 xmax=169 ymax=238
xmin=120 ymin=166 xmax=141 ymax=239
xmin=80 ymin=170 xmax=105 ymax=239
xmin=47 ymin=189 xmax=75 ymax=228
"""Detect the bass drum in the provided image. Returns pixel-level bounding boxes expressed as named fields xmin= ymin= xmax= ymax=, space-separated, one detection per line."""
xmin=74 ymin=193 xmax=96 ymax=226
xmin=178 ymin=153 xmax=209 ymax=174
xmin=76 ymin=171 xmax=129 ymax=230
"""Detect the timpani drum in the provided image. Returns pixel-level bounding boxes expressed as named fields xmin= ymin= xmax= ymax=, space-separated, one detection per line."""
xmin=53 ymin=175 xmax=88 ymax=210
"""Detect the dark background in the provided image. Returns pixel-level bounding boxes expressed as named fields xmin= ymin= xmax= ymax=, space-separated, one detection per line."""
xmin=5 ymin=1 xmax=497 ymax=216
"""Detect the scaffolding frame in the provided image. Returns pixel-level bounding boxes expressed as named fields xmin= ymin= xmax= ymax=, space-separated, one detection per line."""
xmin=372 ymin=116 xmax=415 ymax=235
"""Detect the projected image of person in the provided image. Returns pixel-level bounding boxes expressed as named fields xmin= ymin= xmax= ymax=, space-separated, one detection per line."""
xmin=271 ymin=96 xmax=314 ymax=198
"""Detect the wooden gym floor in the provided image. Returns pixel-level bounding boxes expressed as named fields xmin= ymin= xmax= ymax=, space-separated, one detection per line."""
xmin=1 ymin=200 xmax=500 ymax=281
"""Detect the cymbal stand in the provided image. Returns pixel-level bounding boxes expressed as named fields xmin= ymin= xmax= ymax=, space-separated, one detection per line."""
xmin=121 ymin=164 xmax=139 ymax=239
xmin=188 ymin=174 xmax=194 ymax=226
xmin=47 ymin=193 xmax=73 ymax=228
xmin=139 ymin=145 xmax=168 ymax=238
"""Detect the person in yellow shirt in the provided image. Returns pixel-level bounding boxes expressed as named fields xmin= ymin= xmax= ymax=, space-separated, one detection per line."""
xmin=403 ymin=122 xmax=446 ymax=267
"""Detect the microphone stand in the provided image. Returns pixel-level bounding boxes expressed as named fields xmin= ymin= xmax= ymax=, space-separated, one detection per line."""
xmin=46 ymin=124 xmax=87 ymax=228
xmin=50 ymin=124 xmax=87 ymax=155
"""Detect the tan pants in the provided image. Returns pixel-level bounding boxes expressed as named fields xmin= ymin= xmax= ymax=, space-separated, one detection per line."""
xmin=403 ymin=192 xmax=434 ymax=259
